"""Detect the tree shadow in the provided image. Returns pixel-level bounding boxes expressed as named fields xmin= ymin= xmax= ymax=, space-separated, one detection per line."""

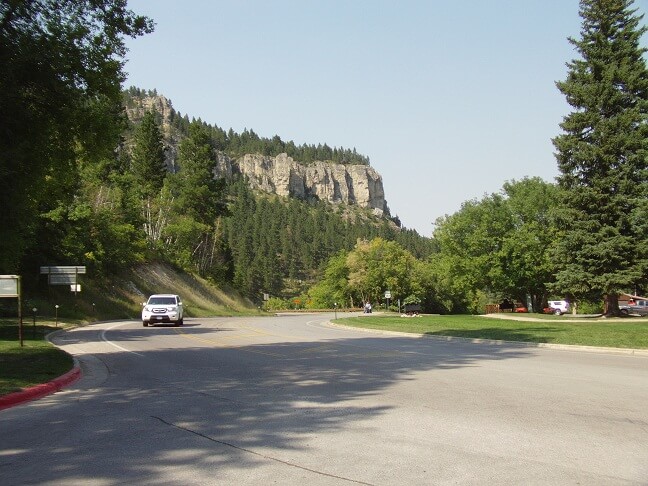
xmin=0 ymin=321 xmax=536 ymax=484
xmin=425 ymin=326 xmax=562 ymax=344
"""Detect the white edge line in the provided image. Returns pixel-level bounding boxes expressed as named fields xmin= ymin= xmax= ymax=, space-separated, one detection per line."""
xmin=100 ymin=322 xmax=144 ymax=357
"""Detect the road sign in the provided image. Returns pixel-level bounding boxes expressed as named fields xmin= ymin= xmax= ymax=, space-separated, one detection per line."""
xmin=40 ymin=266 xmax=86 ymax=275
xmin=0 ymin=275 xmax=19 ymax=297
xmin=384 ymin=291 xmax=391 ymax=299
xmin=49 ymin=274 xmax=77 ymax=285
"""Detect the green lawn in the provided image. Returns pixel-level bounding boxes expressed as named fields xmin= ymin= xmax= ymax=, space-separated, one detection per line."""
xmin=336 ymin=314 xmax=648 ymax=349
xmin=0 ymin=320 xmax=74 ymax=396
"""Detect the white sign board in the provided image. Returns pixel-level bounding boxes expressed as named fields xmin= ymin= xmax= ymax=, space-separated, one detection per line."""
xmin=40 ymin=266 xmax=86 ymax=274
xmin=0 ymin=275 xmax=19 ymax=297
xmin=50 ymin=274 xmax=77 ymax=285
xmin=384 ymin=291 xmax=391 ymax=299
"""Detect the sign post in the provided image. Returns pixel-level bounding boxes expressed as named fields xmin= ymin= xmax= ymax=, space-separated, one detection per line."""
xmin=0 ymin=275 xmax=22 ymax=347
xmin=40 ymin=266 xmax=86 ymax=295
xmin=384 ymin=290 xmax=391 ymax=311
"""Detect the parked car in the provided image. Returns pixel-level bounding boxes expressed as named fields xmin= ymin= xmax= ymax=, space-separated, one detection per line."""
xmin=544 ymin=300 xmax=570 ymax=315
xmin=142 ymin=294 xmax=184 ymax=326
xmin=619 ymin=299 xmax=648 ymax=316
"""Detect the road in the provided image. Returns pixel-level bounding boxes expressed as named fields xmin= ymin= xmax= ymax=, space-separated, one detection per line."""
xmin=1 ymin=314 xmax=647 ymax=485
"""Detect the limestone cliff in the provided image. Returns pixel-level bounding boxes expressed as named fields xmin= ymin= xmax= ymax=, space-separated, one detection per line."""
xmin=216 ymin=153 xmax=388 ymax=215
xmin=124 ymin=91 xmax=389 ymax=215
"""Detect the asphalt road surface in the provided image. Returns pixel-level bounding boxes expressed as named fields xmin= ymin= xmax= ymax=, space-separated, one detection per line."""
xmin=1 ymin=313 xmax=647 ymax=485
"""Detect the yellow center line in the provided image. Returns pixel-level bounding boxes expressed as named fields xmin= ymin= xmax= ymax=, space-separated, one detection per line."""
xmin=174 ymin=322 xmax=406 ymax=360
xmin=173 ymin=328 xmax=286 ymax=358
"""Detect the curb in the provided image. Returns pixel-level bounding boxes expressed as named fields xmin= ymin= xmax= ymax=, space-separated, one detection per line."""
xmin=0 ymin=365 xmax=82 ymax=411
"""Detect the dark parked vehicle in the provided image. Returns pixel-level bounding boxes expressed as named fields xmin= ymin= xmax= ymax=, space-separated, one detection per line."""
xmin=619 ymin=299 xmax=648 ymax=316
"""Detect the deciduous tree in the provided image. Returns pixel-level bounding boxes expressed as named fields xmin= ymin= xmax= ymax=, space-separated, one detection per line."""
xmin=0 ymin=0 xmax=152 ymax=272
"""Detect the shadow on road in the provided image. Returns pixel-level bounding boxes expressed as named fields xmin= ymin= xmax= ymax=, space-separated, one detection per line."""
xmin=0 ymin=320 xmax=535 ymax=484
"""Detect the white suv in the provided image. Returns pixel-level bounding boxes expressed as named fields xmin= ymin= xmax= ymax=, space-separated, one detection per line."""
xmin=142 ymin=294 xmax=184 ymax=326
xmin=547 ymin=300 xmax=569 ymax=315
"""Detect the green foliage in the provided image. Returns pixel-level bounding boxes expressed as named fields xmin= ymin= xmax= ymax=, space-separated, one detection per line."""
xmin=431 ymin=178 xmax=559 ymax=313
xmin=0 ymin=0 xmax=153 ymax=273
xmin=264 ymin=297 xmax=291 ymax=311
xmin=346 ymin=238 xmax=419 ymax=304
xmin=307 ymin=252 xmax=350 ymax=308
xmin=551 ymin=0 xmax=648 ymax=311
xmin=223 ymin=181 xmax=434 ymax=300
xmin=130 ymin=111 xmax=167 ymax=197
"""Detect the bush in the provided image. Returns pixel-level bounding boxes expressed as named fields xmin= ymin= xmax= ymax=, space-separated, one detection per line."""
xmin=575 ymin=300 xmax=603 ymax=314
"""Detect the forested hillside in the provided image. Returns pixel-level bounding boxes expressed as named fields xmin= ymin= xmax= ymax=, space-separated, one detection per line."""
xmin=117 ymin=88 xmax=435 ymax=302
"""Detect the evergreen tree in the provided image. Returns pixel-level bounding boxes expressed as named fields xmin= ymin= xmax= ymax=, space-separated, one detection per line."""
xmin=130 ymin=111 xmax=167 ymax=196
xmin=552 ymin=0 xmax=648 ymax=314
xmin=171 ymin=121 xmax=225 ymax=224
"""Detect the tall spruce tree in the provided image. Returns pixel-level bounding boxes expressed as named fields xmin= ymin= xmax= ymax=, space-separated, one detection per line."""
xmin=130 ymin=111 xmax=167 ymax=196
xmin=552 ymin=0 xmax=648 ymax=314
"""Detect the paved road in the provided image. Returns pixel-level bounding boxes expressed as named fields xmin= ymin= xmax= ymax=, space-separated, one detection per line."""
xmin=1 ymin=314 xmax=647 ymax=485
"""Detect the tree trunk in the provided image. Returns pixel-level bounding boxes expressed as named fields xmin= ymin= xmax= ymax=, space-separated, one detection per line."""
xmin=603 ymin=293 xmax=620 ymax=316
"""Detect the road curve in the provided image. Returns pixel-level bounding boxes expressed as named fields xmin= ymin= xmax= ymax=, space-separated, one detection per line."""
xmin=1 ymin=314 xmax=647 ymax=485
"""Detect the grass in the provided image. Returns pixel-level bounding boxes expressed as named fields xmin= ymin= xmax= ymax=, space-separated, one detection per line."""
xmin=0 ymin=319 xmax=74 ymax=396
xmin=336 ymin=314 xmax=648 ymax=349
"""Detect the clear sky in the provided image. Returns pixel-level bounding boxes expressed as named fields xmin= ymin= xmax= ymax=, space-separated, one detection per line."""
xmin=123 ymin=0 xmax=648 ymax=236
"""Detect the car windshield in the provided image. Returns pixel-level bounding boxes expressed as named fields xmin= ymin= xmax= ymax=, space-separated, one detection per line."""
xmin=149 ymin=297 xmax=176 ymax=305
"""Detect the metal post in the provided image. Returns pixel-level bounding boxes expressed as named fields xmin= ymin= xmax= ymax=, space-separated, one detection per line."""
xmin=55 ymin=304 xmax=59 ymax=328
xmin=32 ymin=307 xmax=37 ymax=339
xmin=18 ymin=276 xmax=23 ymax=347
xmin=334 ymin=302 xmax=338 ymax=320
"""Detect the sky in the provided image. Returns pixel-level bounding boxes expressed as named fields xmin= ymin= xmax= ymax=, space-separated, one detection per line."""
xmin=123 ymin=0 xmax=648 ymax=236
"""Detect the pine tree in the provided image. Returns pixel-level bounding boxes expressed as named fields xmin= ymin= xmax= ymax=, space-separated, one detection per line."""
xmin=130 ymin=111 xmax=167 ymax=196
xmin=552 ymin=0 xmax=648 ymax=314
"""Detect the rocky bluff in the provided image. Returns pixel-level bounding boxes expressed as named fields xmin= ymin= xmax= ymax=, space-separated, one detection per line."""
xmin=125 ymin=92 xmax=389 ymax=216
xmin=216 ymin=153 xmax=388 ymax=216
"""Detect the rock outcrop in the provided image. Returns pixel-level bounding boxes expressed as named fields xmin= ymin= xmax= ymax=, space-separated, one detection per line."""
xmin=125 ymin=92 xmax=389 ymax=215
xmin=216 ymin=153 xmax=388 ymax=215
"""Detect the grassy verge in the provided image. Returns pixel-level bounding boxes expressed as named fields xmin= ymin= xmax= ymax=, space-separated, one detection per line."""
xmin=0 ymin=319 xmax=74 ymax=396
xmin=336 ymin=314 xmax=648 ymax=349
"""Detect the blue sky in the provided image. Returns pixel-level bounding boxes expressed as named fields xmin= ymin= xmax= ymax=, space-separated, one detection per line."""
xmin=123 ymin=0 xmax=648 ymax=236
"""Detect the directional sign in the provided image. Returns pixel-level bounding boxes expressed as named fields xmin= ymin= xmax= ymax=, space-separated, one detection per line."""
xmin=49 ymin=274 xmax=77 ymax=285
xmin=40 ymin=266 xmax=86 ymax=275
xmin=384 ymin=291 xmax=392 ymax=299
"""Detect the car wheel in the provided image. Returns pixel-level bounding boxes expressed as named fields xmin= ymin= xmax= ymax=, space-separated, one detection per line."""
xmin=620 ymin=309 xmax=629 ymax=316
xmin=553 ymin=309 xmax=562 ymax=315
xmin=178 ymin=319 xmax=184 ymax=326
xmin=143 ymin=321 xmax=149 ymax=327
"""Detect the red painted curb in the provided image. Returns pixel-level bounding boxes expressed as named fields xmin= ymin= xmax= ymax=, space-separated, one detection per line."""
xmin=0 ymin=366 xmax=82 ymax=411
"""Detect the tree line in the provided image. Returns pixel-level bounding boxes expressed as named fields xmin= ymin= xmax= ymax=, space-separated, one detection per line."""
xmin=2 ymin=0 xmax=646 ymax=316
xmin=124 ymin=87 xmax=371 ymax=166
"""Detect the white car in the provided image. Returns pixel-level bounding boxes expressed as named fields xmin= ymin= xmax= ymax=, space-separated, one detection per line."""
xmin=547 ymin=300 xmax=569 ymax=315
xmin=142 ymin=294 xmax=184 ymax=326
